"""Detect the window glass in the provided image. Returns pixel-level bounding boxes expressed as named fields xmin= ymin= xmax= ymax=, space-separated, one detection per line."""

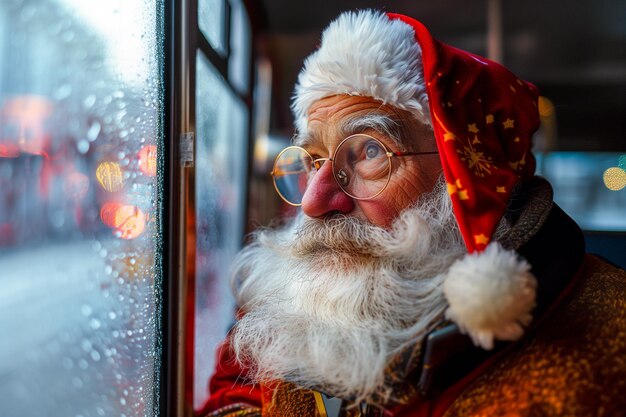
xmin=198 ymin=0 xmax=226 ymax=56
xmin=193 ymin=51 xmax=248 ymax=410
xmin=0 ymin=1 xmax=163 ymax=416
xmin=228 ymin=0 xmax=251 ymax=94
xmin=536 ymin=152 xmax=626 ymax=231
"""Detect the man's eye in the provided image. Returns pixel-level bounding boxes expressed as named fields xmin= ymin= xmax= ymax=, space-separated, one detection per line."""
xmin=365 ymin=143 xmax=383 ymax=159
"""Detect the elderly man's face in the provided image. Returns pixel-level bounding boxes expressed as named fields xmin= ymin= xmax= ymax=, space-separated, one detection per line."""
xmin=298 ymin=94 xmax=442 ymax=227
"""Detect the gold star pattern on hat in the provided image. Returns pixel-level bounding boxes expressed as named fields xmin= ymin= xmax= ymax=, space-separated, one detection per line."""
xmin=447 ymin=179 xmax=470 ymax=200
xmin=503 ymin=118 xmax=515 ymax=129
xmin=474 ymin=234 xmax=490 ymax=245
xmin=457 ymin=140 xmax=494 ymax=178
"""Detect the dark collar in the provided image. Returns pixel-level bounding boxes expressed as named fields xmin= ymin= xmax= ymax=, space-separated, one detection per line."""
xmin=414 ymin=177 xmax=586 ymax=399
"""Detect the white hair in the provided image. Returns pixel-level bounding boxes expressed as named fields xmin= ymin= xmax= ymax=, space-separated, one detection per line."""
xmin=230 ymin=180 xmax=466 ymax=405
xmin=291 ymin=9 xmax=431 ymax=135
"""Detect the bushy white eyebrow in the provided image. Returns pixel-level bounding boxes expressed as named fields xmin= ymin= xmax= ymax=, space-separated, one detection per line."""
xmin=340 ymin=113 xmax=402 ymax=146
xmin=292 ymin=113 xmax=403 ymax=148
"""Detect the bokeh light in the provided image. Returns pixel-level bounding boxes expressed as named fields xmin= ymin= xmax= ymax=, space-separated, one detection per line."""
xmin=603 ymin=167 xmax=626 ymax=191
xmin=100 ymin=202 xmax=122 ymax=227
xmin=100 ymin=202 xmax=146 ymax=239
xmin=538 ymin=96 xmax=555 ymax=118
xmin=1 ymin=95 xmax=53 ymax=156
xmin=96 ymin=161 xmax=124 ymax=192
xmin=137 ymin=144 xmax=157 ymax=177
xmin=114 ymin=205 xmax=146 ymax=239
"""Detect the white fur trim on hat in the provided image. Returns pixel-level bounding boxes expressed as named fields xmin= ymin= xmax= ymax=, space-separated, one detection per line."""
xmin=291 ymin=10 xmax=431 ymax=134
xmin=443 ymin=242 xmax=537 ymax=350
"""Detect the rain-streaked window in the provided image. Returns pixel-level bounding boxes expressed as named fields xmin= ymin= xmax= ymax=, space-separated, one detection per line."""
xmin=0 ymin=1 xmax=163 ymax=416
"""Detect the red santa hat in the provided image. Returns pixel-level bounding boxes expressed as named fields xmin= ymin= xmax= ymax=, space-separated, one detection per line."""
xmin=292 ymin=10 xmax=540 ymax=350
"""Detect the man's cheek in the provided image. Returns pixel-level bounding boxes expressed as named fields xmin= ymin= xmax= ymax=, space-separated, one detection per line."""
xmin=357 ymin=200 xmax=404 ymax=228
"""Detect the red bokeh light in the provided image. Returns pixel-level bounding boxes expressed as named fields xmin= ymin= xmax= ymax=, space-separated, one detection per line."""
xmin=100 ymin=202 xmax=146 ymax=239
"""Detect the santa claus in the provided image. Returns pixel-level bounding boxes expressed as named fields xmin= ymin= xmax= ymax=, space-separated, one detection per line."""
xmin=202 ymin=10 xmax=626 ymax=417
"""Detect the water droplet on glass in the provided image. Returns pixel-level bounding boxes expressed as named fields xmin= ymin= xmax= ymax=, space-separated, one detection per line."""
xmin=120 ymin=397 xmax=126 ymax=406
xmin=77 ymin=139 xmax=90 ymax=154
xmin=62 ymin=357 xmax=74 ymax=370
xmin=109 ymin=311 xmax=117 ymax=320
xmin=83 ymin=94 xmax=97 ymax=109
xmin=90 ymin=318 xmax=101 ymax=330
xmin=78 ymin=359 xmax=89 ymax=370
xmin=72 ymin=377 xmax=83 ymax=388
xmin=54 ymin=84 xmax=73 ymax=100
xmin=91 ymin=350 xmax=101 ymax=361
xmin=81 ymin=339 xmax=92 ymax=351
xmin=87 ymin=120 xmax=101 ymax=140
xmin=105 ymin=265 xmax=113 ymax=275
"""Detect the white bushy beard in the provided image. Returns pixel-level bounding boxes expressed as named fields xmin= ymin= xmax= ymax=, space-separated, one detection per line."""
xmin=230 ymin=180 xmax=467 ymax=404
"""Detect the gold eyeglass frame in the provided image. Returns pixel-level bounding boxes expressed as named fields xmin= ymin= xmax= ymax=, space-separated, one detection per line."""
xmin=270 ymin=133 xmax=438 ymax=206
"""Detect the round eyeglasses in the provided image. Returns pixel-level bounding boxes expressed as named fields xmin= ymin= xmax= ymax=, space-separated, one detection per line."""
xmin=271 ymin=133 xmax=438 ymax=206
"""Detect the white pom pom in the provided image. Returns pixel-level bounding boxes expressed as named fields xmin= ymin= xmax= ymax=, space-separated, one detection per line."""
xmin=443 ymin=243 xmax=537 ymax=350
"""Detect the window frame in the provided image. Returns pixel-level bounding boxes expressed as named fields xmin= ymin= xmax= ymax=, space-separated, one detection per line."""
xmin=162 ymin=0 xmax=254 ymax=416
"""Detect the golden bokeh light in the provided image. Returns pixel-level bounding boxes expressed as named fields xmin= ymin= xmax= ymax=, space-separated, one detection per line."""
xmin=603 ymin=167 xmax=626 ymax=191
xmin=138 ymin=144 xmax=157 ymax=177
xmin=96 ymin=161 xmax=124 ymax=192
xmin=538 ymin=96 xmax=555 ymax=118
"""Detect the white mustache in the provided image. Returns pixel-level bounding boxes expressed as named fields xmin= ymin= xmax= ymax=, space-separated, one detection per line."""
xmin=230 ymin=179 xmax=468 ymax=405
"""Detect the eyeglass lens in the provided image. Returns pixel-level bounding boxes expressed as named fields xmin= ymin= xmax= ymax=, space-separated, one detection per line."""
xmin=272 ymin=135 xmax=392 ymax=205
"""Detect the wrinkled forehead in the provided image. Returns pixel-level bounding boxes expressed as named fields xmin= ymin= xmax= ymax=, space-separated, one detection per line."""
xmin=292 ymin=95 xmax=418 ymax=149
